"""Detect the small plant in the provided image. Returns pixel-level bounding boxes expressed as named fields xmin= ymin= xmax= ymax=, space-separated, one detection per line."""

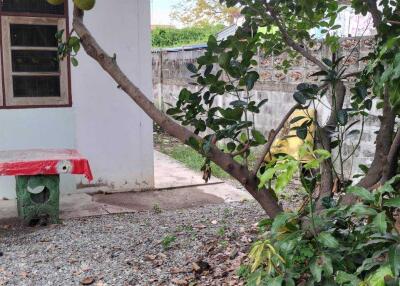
xmin=153 ymin=203 xmax=162 ymax=214
xmin=223 ymin=208 xmax=232 ymax=218
xmin=217 ymin=226 xmax=226 ymax=237
xmin=237 ymin=265 xmax=251 ymax=279
xmin=161 ymin=235 xmax=177 ymax=250
xmin=219 ymin=240 xmax=228 ymax=248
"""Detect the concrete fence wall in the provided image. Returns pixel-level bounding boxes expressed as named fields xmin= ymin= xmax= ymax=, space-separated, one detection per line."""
xmin=152 ymin=37 xmax=380 ymax=178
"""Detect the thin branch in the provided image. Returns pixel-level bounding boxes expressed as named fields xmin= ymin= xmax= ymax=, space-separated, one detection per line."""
xmin=252 ymin=104 xmax=301 ymax=175
xmin=265 ymin=7 xmax=328 ymax=72
xmin=231 ymin=144 xmax=250 ymax=157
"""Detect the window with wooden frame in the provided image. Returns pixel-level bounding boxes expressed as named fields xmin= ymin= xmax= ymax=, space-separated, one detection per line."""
xmin=0 ymin=0 xmax=70 ymax=108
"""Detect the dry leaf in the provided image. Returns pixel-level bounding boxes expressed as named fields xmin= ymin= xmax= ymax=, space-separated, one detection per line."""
xmin=171 ymin=278 xmax=188 ymax=286
xmin=80 ymin=277 xmax=95 ymax=285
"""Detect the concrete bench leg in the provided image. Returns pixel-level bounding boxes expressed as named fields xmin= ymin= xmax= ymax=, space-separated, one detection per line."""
xmin=16 ymin=175 xmax=60 ymax=225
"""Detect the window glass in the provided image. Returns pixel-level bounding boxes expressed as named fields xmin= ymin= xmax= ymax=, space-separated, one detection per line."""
xmin=13 ymin=76 xmax=60 ymax=98
xmin=1 ymin=0 xmax=65 ymax=15
xmin=10 ymin=24 xmax=58 ymax=47
xmin=9 ymin=22 xmax=61 ymax=98
xmin=12 ymin=50 xmax=59 ymax=72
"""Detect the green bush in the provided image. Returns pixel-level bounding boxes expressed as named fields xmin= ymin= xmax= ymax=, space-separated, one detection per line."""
xmin=242 ymin=175 xmax=400 ymax=286
xmin=151 ymin=25 xmax=224 ymax=48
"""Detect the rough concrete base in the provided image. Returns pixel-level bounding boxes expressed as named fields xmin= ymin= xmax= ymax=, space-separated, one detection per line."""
xmin=0 ymin=151 xmax=251 ymax=226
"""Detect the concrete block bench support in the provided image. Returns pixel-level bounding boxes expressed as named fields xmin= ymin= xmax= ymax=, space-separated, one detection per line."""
xmin=16 ymin=175 xmax=60 ymax=224
xmin=0 ymin=149 xmax=93 ymax=225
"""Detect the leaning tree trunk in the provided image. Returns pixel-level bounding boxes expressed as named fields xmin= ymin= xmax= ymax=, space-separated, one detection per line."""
xmin=71 ymin=7 xmax=282 ymax=218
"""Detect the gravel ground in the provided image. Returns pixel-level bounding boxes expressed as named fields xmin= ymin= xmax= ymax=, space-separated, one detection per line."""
xmin=0 ymin=201 xmax=266 ymax=286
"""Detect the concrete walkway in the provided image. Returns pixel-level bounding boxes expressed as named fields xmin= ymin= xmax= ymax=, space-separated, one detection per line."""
xmin=0 ymin=151 xmax=251 ymax=224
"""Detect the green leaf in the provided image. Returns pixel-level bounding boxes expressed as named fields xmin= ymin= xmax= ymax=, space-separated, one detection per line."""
xmin=365 ymin=265 xmax=394 ymax=286
xmin=347 ymin=204 xmax=377 ymax=216
xmin=335 ymin=271 xmax=360 ymax=285
xmin=227 ymin=142 xmax=236 ymax=152
xmin=296 ymin=125 xmax=308 ymax=140
xmin=186 ymin=137 xmax=200 ymax=150
xmin=270 ymin=212 xmax=297 ymax=233
xmin=258 ymin=168 xmax=276 ymax=189
xmin=186 ymin=63 xmax=198 ymax=73
xmin=218 ymin=52 xmax=231 ymax=67
xmin=230 ymin=100 xmax=247 ymax=107
xmin=389 ymin=244 xmax=400 ymax=277
xmin=359 ymin=164 xmax=369 ymax=174
xmin=322 ymin=58 xmax=333 ymax=67
xmin=372 ymin=212 xmax=387 ymax=234
xmin=383 ymin=197 xmax=400 ymax=208
xmin=337 ymin=109 xmax=348 ymax=126
xmin=219 ymin=108 xmax=243 ymax=121
xmin=257 ymin=98 xmax=269 ymax=108
xmin=265 ymin=277 xmax=283 ymax=286
xmin=293 ymin=91 xmax=306 ymax=105
xmin=290 ymin=116 xmax=306 ymax=124
xmin=245 ymin=71 xmax=259 ymax=90
xmin=166 ymin=107 xmax=182 ymax=115
xmin=346 ymin=186 xmax=374 ymax=202
xmin=322 ymin=254 xmax=333 ymax=276
xmin=310 ymin=259 xmax=322 ymax=282
xmin=317 ymin=232 xmax=339 ymax=248
xmin=71 ymin=57 xmax=79 ymax=67
xmin=314 ymin=149 xmax=331 ymax=159
xmin=251 ymin=129 xmax=266 ymax=144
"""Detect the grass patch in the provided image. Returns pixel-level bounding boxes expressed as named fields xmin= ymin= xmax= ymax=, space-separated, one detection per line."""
xmin=162 ymin=144 xmax=231 ymax=179
xmin=159 ymin=142 xmax=258 ymax=181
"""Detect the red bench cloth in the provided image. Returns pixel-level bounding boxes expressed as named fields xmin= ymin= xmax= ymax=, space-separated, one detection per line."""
xmin=0 ymin=149 xmax=93 ymax=181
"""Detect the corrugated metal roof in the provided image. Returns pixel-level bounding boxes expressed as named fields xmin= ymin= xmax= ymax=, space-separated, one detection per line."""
xmin=152 ymin=43 xmax=207 ymax=53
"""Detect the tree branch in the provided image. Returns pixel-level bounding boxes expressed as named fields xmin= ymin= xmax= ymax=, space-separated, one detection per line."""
xmin=72 ymin=7 xmax=283 ymax=217
xmin=381 ymin=128 xmax=400 ymax=183
xmin=265 ymin=7 xmax=328 ymax=72
xmin=252 ymin=104 xmax=301 ymax=175
xmin=342 ymin=88 xmax=395 ymax=204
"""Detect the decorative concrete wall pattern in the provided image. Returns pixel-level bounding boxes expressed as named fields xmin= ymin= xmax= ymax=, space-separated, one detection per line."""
xmin=152 ymin=37 xmax=380 ymax=178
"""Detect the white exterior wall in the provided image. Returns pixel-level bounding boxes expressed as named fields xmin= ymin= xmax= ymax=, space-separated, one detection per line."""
xmin=0 ymin=0 xmax=154 ymax=199
xmin=71 ymin=0 xmax=154 ymax=191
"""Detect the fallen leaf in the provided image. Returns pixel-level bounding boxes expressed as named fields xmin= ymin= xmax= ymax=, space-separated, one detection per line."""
xmin=192 ymin=262 xmax=201 ymax=272
xmin=80 ymin=277 xmax=95 ymax=285
xmin=144 ymin=254 xmax=157 ymax=261
xmin=171 ymin=278 xmax=188 ymax=285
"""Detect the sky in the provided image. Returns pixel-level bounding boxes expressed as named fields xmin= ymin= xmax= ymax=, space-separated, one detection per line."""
xmin=151 ymin=0 xmax=180 ymax=26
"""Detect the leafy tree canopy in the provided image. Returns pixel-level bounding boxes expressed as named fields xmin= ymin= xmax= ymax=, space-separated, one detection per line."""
xmin=170 ymin=0 xmax=241 ymax=27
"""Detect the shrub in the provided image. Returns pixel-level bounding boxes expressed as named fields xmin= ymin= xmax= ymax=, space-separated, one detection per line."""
xmin=151 ymin=25 xmax=224 ymax=48
xmin=244 ymin=175 xmax=400 ymax=285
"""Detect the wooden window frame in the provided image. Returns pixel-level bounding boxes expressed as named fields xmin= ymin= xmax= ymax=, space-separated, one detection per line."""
xmin=0 ymin=3 xmax=71 ymax=109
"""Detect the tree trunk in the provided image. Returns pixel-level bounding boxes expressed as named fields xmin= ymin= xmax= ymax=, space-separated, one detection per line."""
xmin=315 ymin=81 xmax=346 ymax=210
xmin=342 ymin=88 xmax=395 ymax=204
